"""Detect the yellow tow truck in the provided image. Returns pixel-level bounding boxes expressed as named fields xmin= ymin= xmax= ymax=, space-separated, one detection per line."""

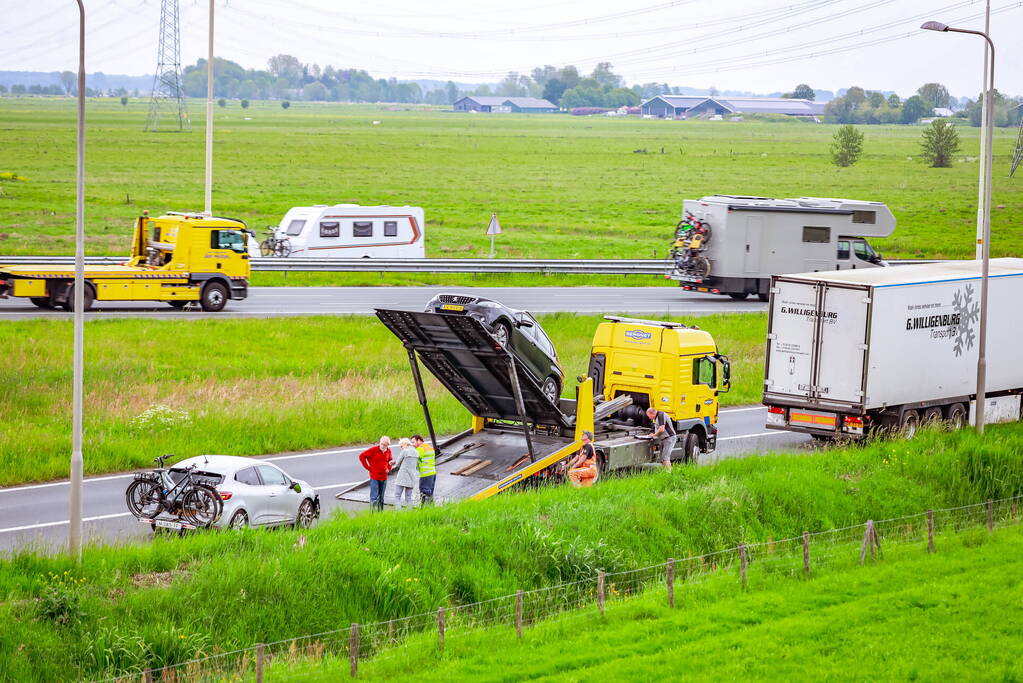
xmin=0 ymin=211 xmax=253 ymax=312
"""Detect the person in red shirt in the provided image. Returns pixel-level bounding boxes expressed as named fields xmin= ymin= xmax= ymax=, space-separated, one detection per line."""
xmin=359 ymin=436 xmax=394 ymax=511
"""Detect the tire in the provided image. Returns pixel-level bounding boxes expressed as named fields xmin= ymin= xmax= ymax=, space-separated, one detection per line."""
xmin=757 ymin=292 xmax=770 ymax=303
xmin=181 ymin=485 xmax=223 ymax=527
xmin=125 ymin=479 xmax=163 ymax=518
xmin=167 ymin=301 xmax=188 ymax=309
xmin=697 ymin=225 xmax=712 ymax=246
xmin=200 ymin=282 xmax=229 ymax=312
xmin=491 ymin=320 xmax=512 ymax=347
xmin=30 ymin=297 xmax=53 ymax=309
xmin=295 ymin=499 xmax=316 ymax=529
xmin=683 ymin=432 xmax=701 ymax=463
xmin=921 ymin=406 xmax=943 ymax=425
xmin=689 ymin=256 xmax=711 ymax=278
xmin=275 ymin=239 xmax=292 ymax=258
xmin=947 ymin=403 xmax=968 ymax=428
xmin=899 ymin=409 xmax=921 ymax=439
xmin=728 ymin=292 xmax=748 ymax=301
xmin=228 ymin=509 xmax=249 ymax=529
xmin=259 ymin=239 xmax=275 ymax=257
xmin=62 ymin=283 xmax=94 ymax=312
xmin=541 ymin=376 xmax=560 ymax=404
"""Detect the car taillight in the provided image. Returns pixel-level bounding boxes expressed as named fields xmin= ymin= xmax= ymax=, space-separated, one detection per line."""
xmin=767 ymin=406 xmax=784 ymax=415
xmin=219 ymin=491 xmax=233 ymax=500
xmin=844 ymin=416 xmax=864 ymax=428
xmin=711 ymin=288 xmax=721 ymax=294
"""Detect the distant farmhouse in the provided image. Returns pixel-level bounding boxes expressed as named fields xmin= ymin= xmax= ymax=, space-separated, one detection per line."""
xmin=641 ymin=95 xmax=826 ymax=119
xmin=453 ymin=96 xmax=558 ymax=113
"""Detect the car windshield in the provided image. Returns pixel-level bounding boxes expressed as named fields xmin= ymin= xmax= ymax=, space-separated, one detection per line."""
xmin=854 ymin=241 xmax=876 ymax=260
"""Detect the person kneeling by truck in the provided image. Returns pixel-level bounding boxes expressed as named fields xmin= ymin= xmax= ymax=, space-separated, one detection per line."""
xmin=645 ymin=407 xmax=677 ymax=471
xmin=567 ymin=431 xmax=599 ymax=488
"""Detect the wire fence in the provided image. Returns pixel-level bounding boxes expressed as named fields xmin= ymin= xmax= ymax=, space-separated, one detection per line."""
xmin=96 ymin=494 xmax=1023 ymax=682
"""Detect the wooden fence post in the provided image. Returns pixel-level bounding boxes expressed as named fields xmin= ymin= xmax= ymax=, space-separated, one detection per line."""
xmin=871 ymin=520 xmax=882 ymax=559
xmin=859 ymin=521 xmax=874 ymax=565
xmin=255 ymin=643 xmax=265 ymax=683
xmin=987 ymin=499 xmax=994 ymax=533
xmin=666 ymin=558 xmax=675 ymax=608
xmin=802 ymin=532 xmax=810 ymax=574
xmin=515 ymin=590 xmax=523 ymax=639
xmin=349 ymin=623 xmax=359 ymax=678
xmin=739 ymin=544 xmax=747 ymax=588
xmin=438 ymin=607 xmax=446 ymax=653
xmin=143 ymin=670 xmax=153 ymax=683
xmin=927 ymin=510 xmax=935 ymax=553
xmin=597 ymin=572 xmax=605 ymax=616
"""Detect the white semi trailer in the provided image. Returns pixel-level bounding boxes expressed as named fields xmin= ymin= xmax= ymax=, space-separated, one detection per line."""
xmin=762 ymin=259 xmax=1023 ymax=439
xmin=669 ymin=195 xmax=895 ymax=301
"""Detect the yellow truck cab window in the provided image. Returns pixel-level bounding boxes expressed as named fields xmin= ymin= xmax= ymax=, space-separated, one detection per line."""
xmin=693 ymin=357 xmax=716 ymax=386
xmin=212 ymin=229 xmax=246 ymax=252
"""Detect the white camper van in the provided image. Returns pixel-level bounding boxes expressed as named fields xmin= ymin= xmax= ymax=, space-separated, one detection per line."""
xmin=268 ymin=205 xmax=425 ymax=258
xmin=668 ymin=196 xmax=895 ymax=300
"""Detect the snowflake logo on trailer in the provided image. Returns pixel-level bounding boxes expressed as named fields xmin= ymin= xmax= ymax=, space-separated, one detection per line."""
xmin=952 ymin=283 xmax=980 ymax=357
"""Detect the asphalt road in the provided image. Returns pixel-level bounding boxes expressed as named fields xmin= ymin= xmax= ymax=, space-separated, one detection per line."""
xmin=0 ymin=407 xmax=808 ymax=553
xmin=0 ymin=286 xmax=765 ymax=320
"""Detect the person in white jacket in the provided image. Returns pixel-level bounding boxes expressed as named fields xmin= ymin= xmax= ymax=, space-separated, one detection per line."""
xmin=393 ymin=437 xmax=420 ymax=510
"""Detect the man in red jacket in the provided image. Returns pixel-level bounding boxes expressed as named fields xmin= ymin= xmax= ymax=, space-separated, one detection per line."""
xmin=359 ymin=436 xmax=394 ymax=511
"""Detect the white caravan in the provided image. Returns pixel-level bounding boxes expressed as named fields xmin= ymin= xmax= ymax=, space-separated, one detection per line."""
xmin=668 ymin=195 xmax=895 ymax=300
xmin=272 ymin=205 xmax=425 ymax=258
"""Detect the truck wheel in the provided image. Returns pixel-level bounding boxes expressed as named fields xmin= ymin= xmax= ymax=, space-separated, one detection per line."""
xmin=200 ymin=282 xmax=228 ymax=312
xmin=947 ymin=403 xmax=967 ymax=428
xmin=683 ymin=433 xmax=701 ymax=463
xmin=757 ymin=292 xmax=769 ymax=303
xmin=921 ymin=407 xmax=943 ymax=425
xmin=728 ymin=293 xmax=748 ymax=301
xmin=167 ymin=301 xmax=188 ymax=309
xmin=30 ymin=297 xmax=54 ymax=309
xmin=62 ymin=284 xmax=94 ymax=312
xmin=899 ymin=409 xmax=920 ymax=439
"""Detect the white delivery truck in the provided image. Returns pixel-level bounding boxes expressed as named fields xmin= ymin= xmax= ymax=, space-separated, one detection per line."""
xmin=265 ymin=204 xmax=425 ymax=258
xmin=668 ymin=195 xmax=894 ymax=300
xmin=763 ymin=259 xmax=1023 ymax=439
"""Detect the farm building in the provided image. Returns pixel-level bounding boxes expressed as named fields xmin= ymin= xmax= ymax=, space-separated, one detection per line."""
xmin=641 ymin=96 xmax=826 ymax=119
xmin=453 ymin=96 xmax=558 ymax=113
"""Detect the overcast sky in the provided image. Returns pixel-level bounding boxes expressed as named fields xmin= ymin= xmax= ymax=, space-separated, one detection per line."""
xmin=4 ymin=0 xmax=1021 ymax=97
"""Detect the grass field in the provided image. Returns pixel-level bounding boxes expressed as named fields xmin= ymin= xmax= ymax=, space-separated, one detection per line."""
xmin=1 ymin=422 xmax=1021 ymax=681
xmin=302 ymin=525 xmax=1023 ymax=682
xmin=1 ymin=98 xmax=1020 ymax=272
xmin=0 ymin=312 xmax=765 ymax=485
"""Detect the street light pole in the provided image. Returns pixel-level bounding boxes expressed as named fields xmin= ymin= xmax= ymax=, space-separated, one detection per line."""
xmin=920 ymin=21 xmax=995 ymax=433
xmin=69 ymin=0 xmax=86 ymax=562
xmin=204 ymin=0 xmax=215 ymax=215
xmin=976 ymin=0 xmax=990 ymax=260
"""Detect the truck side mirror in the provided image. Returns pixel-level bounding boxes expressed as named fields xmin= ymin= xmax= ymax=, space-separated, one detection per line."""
xmin=717 ymin=355 xmax=732 ymax=393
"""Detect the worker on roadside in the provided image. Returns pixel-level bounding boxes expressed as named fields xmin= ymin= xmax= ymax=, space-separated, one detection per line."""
xmin=359 ymin=436 xmax=393 ymax=511
xmin=393 ymin=437 xmax=419 ymax=510
xmin=411 ymin=434 xmax=436 ymax=505
xmin=567 ymin=431 xmax=599 ymax=488
xmin=645 ymin=406 xmax=677 ymax=471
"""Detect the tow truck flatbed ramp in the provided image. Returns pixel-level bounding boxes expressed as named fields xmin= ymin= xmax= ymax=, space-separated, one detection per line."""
xmin=336 ymin=429 xmax=579 ymax=505
xmin=375 ymin=308 xmax=571 ymax=429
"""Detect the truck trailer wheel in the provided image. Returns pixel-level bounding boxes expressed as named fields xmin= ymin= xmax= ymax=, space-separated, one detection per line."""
xmin=728 ymin=293 xmax=748 ymax=301
xmin=30 ymin=297 xmax=54 ymax=309
xmin=200 ymin=282 xmax=228 ymax=312
xmin=61 ymin=283 xmax=94 ymax=312
xmin=899 ymin=409 xmax=920 ymax=439
xmin=947 ymin=403 xmax=968 ymax=428
xmin=921 ymin=407 xmax=943 ymax=425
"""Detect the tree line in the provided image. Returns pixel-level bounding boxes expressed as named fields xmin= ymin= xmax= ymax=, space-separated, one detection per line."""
xmin=825 ymin=82 xmax=1022 ymax=126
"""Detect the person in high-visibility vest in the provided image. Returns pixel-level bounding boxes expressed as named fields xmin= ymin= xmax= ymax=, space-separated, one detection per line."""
xmin=411 ymin=434 xmax=436 ymax=505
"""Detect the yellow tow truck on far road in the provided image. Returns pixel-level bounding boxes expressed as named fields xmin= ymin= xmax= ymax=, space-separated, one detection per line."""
xmin=0 ymin=211 xmax=253 ymax=312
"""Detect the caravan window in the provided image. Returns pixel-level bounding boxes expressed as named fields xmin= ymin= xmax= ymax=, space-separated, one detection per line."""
xmin=837 ymin=240 xmax=850 ymax=260
xmin=852 ymin=210 xmax=876 ymax=224
xmin=383 ymin=221 xmax=398 ymax=237
xmin=286 ymin=220 xmax=306 ymax=236
xmin=319 ymin=222 xmax=340 ymax=238
xmin=353 ymin=221 xmax=373 ymax=238
xmin=802 ymin=226 xmax=830 ymax=244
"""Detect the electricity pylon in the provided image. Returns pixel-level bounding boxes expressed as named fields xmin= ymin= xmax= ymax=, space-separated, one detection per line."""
xmin=145 ymin=0 xmax=190 ymax=132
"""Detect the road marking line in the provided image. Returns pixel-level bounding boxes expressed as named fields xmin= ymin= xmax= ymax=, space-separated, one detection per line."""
xmin=265 ymin=446 xmax=366 ymax=462
xmin=0 ymin=473 xmax=135 ymax=494
xmin=718 ymin=431 xmax=788 ymax=441
xmin=0 ymin=512 xmax=133 ymax=534
xmin=720 ymin=406 xmax=765 ymax=413
xmin=314 ymin=481 xmax=364 ymax=491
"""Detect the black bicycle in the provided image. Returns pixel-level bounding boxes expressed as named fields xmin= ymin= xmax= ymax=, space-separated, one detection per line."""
xmin=125 ymin=455 xmax=223 ymax=528
xmin=259 ymin=227 xmax=292 ymax=257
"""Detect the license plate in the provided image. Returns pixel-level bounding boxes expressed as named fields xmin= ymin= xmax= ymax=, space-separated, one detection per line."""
xmin=697 ymin=287 xmax=709 ymax=292
xmin=441 ymin=304 xmax=464 ymax=311
xmin=154 ymin=519 xmax=182 ymax=530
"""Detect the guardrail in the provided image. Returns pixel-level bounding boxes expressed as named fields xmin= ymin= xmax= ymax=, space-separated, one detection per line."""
xmin=0 ymin=256 xmax=944 ymax=274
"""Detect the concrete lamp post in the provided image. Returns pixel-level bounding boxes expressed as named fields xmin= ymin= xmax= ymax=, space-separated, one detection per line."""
xmin=921 ymin=19 xmax=995 ymax=434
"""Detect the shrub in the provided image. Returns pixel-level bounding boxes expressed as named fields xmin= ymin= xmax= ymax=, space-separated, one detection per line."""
xmin=281 ymin=100 xmax=290 ymax=109
xmin=240 ymin=99 xmax=249 ymax=109
xmin=119 ymin=96 xmax=128 ymax=106
xmin=38 ymin=571 xmax=86 ymax=626
xmin=217 ymin=98 xmax=226 ymax=108
xmin=920 ymin=119 xmax=960 ymax=168
xmin=830 ymin=124 xmax=864 ymax=167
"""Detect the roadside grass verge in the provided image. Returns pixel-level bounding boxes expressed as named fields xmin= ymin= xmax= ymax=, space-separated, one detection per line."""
xmin=0 ymin=313 xmax=764 ymax=486
xmin=277 ymin=524 xmax=1023 ymax=681
xmin=0 ymin=422 xmax=1021 ymax=681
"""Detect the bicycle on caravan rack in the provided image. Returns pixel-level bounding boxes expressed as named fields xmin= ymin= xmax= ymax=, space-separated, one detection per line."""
xmin=259 ymin=227 xmax=292 ymax=257
xmin=125 ymin=455 xmax=224 ymax=533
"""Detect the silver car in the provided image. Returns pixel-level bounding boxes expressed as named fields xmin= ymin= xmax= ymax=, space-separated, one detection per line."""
xmin=169 ymin=455 xmax=319 ymax=529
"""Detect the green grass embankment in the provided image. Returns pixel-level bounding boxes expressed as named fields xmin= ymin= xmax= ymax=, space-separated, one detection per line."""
xmin=0 ymin=313 xmax=765 ymax=485
xmin=1 ymin=423 xmax=1022 ymax=681
xmin=287 ymin=525 xmax=1023 ymax=681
